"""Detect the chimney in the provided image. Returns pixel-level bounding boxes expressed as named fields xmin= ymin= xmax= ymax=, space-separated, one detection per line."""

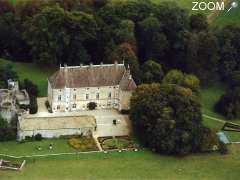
xmin=100 ymin=62 xmax=103 ymax=66
xmin=90 ymin=62 xmax=93 ymax=68
xmin=80 ymin=63 xmax=83 ymax=67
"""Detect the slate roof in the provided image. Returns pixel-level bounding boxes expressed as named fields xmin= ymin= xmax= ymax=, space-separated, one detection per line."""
xmin=48 ymin=63 xmax=136 ymax=91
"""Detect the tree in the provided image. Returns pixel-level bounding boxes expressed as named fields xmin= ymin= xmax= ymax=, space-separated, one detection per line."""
xmin=0 ymin=64 xmax=18 ymax=88
xmin=114 ymin=20 xmax=136 ymax=51
xmin=218 ymin=26 xmax=240 ymax=81
xmin=162 ymin=69 xmax=200 ymax=94
xmin=23 ymin=5 xmax=97 ymax=65
xmin=0 ymin=115 xmax=16 ymax=141
xmin=130 ymin=83 xmax=205 ymax=155
xmin=141 ymin=60 xmax=164 ymax=83
xmin=138 ymin=16 xmax=169 ymax=63
xmin=215 ymin=87 xmax=240 ymax=119
xmin=184 ymin=31 xmax=219 ymax=85
xmin=29 ymin=97 xmax=38 ymax=114
xmin=87 ymin=102 xmax=97 ymax=110
xmin=182 ymin=74 xmax=200 ymax=94
xmin=190 ymin=13 xmax=208 ymax=32
xmin=162 ymin=69 xmax=184 ymax=85
xmin=22 ymin=79 xmax=39 ymax=98
xmin=109 ymin=43 xmax=140 ymax=83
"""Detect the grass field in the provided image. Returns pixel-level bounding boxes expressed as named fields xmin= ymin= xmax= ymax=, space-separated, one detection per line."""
xmin=213 ymin=0 xmax=240 ymax=27
xmin=0 ymin=59 xmax=56 ymax=97
xmin=0 ymin=145 xmax=240 ymax=180
xmin=0 ymin=139 xmax=77 ymax=156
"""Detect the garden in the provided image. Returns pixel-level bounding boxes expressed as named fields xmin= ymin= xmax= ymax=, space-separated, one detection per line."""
xmin=98 ymin=136 xmax=139 ymax=151
xmin=0 ymin=136 xmax=99 ymax=157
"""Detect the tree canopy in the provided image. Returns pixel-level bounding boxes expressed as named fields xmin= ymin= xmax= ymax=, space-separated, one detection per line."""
xmin=130 ymin=83 xmax=213 ymax=155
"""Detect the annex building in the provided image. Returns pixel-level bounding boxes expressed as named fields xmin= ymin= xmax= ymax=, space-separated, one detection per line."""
xmin=48 ymin=62 xmax=136 ymax=113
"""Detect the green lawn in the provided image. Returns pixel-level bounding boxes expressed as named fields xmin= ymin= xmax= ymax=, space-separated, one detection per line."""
xmin=0 ymin=145 xmax=240 ymax=180
xmin=200 ymin=83 xmax=240 ymax=142
xmin=0 ymin=139 xmax=77 ymax=156
xmin=0 ymin=59 xmax=56 ymax=97
xmin=213 ymin=0 xmax=240 ymax=28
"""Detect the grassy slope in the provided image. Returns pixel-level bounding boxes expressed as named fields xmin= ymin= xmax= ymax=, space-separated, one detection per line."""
xmin=213 ymin=0 xmax=240 ymax=28
xmin=201 ymin=84 xmax=240 ymax=142
xmin=0 ymin=59 xmax=55 ymax=97
xmin=1 ymin=146 xmax=240 ymax=180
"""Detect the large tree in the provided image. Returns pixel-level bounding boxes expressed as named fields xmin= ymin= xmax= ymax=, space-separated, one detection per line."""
xmin=130 ymin=83 xmax=209 ymax=155
xmin=138 ymin=16 xmax=169 ymax=63
xmin=23 ymin=5 xmax=97 ymax=65
xmin=141 ymin=60 xmax=164 ymax=84
xmin=184 ymin=31 xmax=219 ymax=85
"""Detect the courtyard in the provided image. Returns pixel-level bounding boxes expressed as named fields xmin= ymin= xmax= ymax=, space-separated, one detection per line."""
xmin=34 ymin=97 xmax=131 ymax=138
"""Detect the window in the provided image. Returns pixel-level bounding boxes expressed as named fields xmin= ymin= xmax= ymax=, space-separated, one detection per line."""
xmin=58 ymin=95 xmax=61 ymax=101
xmin=108 ymin=92 xmax=111 ymax=99
xmin=86 ymin=94 xmax=89 ymax=100
xmin=73 ymin=94 xmax=76 ymax=100
xmin=57 ymin=105 xmax=60 ymax=110
xmin=72 ymin=104 xmax=76 ymax=108
xmin=96 ymin=93 xmax=99 ymax=99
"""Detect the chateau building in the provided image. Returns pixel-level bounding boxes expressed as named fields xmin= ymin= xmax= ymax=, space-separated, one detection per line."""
xmin=48 ymin=62 xmax=136 ymax=112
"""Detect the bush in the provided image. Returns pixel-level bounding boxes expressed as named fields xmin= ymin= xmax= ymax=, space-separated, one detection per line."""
xmin=120 ymin=109 xmax=130 ymax=114
xmin=219 ymin=141 xmax=228 ymax=155
xmin=34 ymin=133 xmax=42 ymax=141
xmin=19 ymin=104 xmax=29 ymax=110
xmin=199 ymin=127 xmax=219 ymax=152
xmin=45 ymin=100 xmax=50 ymax=109
xmin=87 ymin=102 xmax=97 ymax=110
xmin=215 ymin=87 xmax=240 ymax=119
xmin=45 ymin=100 xmax=53 ymax=113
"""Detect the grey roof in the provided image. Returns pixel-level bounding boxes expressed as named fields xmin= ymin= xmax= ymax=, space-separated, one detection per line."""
xmin=48 ymin=63 xmax=136 ymax=91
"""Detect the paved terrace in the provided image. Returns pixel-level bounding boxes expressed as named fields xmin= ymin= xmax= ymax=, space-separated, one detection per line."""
xmin=22 ymin=97 xmax=131 ymax=138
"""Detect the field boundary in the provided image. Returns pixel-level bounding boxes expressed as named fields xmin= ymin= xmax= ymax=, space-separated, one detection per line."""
xmin=0 ymin=148 xmax=137 ymax=159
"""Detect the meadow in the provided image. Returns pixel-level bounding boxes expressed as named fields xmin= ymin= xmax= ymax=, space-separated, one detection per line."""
xmin=0 ymin=59 xmax=55 ymax=97
xmin=0 ymin=145 xmax=240 ymax=180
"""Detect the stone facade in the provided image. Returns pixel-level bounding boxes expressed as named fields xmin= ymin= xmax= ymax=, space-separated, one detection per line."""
xmin=48 ymin=63 xmax=136 ymax=113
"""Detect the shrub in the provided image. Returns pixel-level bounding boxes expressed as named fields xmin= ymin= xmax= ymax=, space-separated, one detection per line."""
xmin=219 ymin=141 xmax=228 ymax=155
xmin=45 ymin=100 xmax=50 ymax=109
xmin=45 ymin=100 xmax=53 ymax=113
xmin=87 ymin=102 xmax=97 ymax=110
xmin=199 ymin=127 xmax=219 ymax=152
xmin=34 ymin=133 xmax=42 ymax=141
xmin=215 ymin=87 xmax=240 ymax=119
xmin=120 ymin=109 xmax=130 ymax=114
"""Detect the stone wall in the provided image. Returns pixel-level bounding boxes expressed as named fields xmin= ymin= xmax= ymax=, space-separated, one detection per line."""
xmin=119 ymin=90 xmax=132 ymax=110
xmin=18 ymin=127 xmax=93 ymax=140
xmin=51 ymin=85 xmax=121 ymax=112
